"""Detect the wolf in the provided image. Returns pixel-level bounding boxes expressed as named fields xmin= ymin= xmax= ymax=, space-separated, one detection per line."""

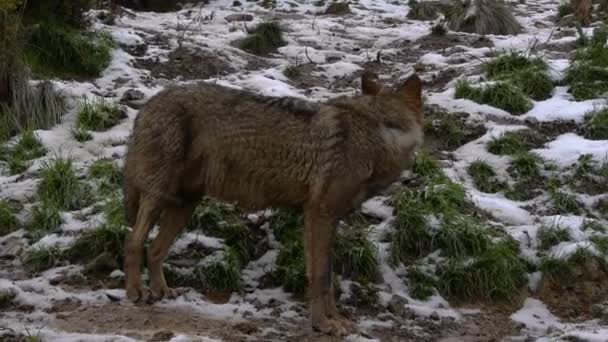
xmin=122 ymin=71 xmax=424 ymax=336
xmin=571 ymin=0 xmax=592 ymax=26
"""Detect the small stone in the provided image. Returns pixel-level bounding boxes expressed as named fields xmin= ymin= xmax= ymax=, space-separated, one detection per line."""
xmin=387 ymin=294 xmax=409 ymax=317
xmin=224 ymin=14 xmax=254 ymax=22
xmin=324 ymin=2 xmax=351 ymax=15
xmin=430 ymin=311 xmax=440 ymax=321
xmin=121 ymin=89 xmax=145 ymax=102
xmin=252 ymin=298 xmax=264 ymax=310
xmin=232 ymin=0 xmax=242 ymax=5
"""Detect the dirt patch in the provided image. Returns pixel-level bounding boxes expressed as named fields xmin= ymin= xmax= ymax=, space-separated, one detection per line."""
xmin=525 ymin=119 xmax=582 ymax=141
xmin=133 ymin=47 xmax=235 ymax=81
xmin=537 ymin=258 xmax=608 ymax=321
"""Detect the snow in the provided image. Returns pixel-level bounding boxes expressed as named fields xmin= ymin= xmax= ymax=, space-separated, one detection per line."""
xmin=532 ymin=133 xmax=608 ymax=168
xmin=521 ymin=89 xmax=604 ymax=122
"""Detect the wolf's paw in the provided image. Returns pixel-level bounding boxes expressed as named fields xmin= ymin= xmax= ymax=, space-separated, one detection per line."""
xmin=313 ymin=317 xmax=357 ymax=337
xmin=151 ymin=285 xmax=178 ymax=301
xmin=126 ymin=284 xmax=153 ymax=304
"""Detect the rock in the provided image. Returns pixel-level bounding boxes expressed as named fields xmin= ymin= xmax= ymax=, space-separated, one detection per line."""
xmin=234 ymin=322 xmax=259 ymax=334
xmin=0 ymin=237 xmax=25 ymax=259
xmin=224 ymin=14 xmax=254 ymax=23
xmin=150 ymin=330 xmax=174 ymax=341
xmin=430 ymin=311 xmax=440 ymax=321
xmin=591 ymin=302 xmax=608 ymax=319
xmin=232 ymin=0 xmax=242 ymax=5
xmin=252 ymin=298 xmax=264 ymax=310
xmin=387 ymin=294 xmax=409 ymax=318
xmin=325 ymin=2 xmax=351 ymax=15
xmin=121 ymin=89 xmax=145 ymax=101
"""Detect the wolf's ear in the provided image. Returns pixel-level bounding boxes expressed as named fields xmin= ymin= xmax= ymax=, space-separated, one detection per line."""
xmin=396 ymin=74 xmax=422 ymax=112
xmin=361 ymin=71 xmax=383 ymax=96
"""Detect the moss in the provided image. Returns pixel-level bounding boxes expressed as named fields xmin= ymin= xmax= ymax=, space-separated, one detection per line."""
xmin=239 ymin=21 xmax=286 ymax=55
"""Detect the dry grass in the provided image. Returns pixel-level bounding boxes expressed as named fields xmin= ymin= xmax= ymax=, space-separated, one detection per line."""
xmin=448 ymin=0 xmax=522 ymax=35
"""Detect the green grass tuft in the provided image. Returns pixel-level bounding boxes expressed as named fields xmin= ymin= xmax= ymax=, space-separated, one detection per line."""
xmin=467 ymin=160 xmax=505 ymax=193
xmin=268 ymin=208 xmax=304 ymax=244
xmin=407 ymin=0 xmax=439 ymax=20
xmin=195 ymin=248 xmax=243 ymax=293
xmin=431 ymin=23 xmax=447 ymax=36
xmin=27 ymin=202 xmax=62 ymax=240
xmin=407 ymin=266 xmax=437 ymax=300
xmin=557 ymin=3 xmax=572 ymax=17
xmin=240 ymin=21 xmax=286 ymax=55
xmin=436 ymin=215 xmax=491 ymax=258
xmin=537 ymin=225 xmax=571 ymax=250
xmin=71 ymin=127 xmax=93 ymax=142
xmin=438 ymin=241 xmax=527 ymax=301
xmin=549 ymin=188 xmax=583 ymax=214
xmin=390 ymin=188 xmax=433 ymax=264
xmin=424 ymin=113 xmax=466 ymax=150
xmin=412 ymin=150 xmax=442 ymax=179
xmin=67 ymin=224 xmax=129 ymax=266
xmin=583 ymin=107 xmax=608 ymax=140
xmin=103 ymin=194 xmax=127 ymax=227
xmin=272 ymin=236 xmax=307 ymax=295
xmin=25 ymin=24 xmax=113 ymax=79
xmin=77 ymin=97 xmax=124 ymax=131
xmin=283 ymin=64 xmax=302 ymax=79
xmin=334 ymin=220 xmax=380 ymax=283
xmin=0 ymin=200 xmax=20 ymax=236
xmin=21 ymin=246 xmax=65 ymax=273
xmin=0 ymin=288 xmax=17 ymax=309
xmin=37 ymin=156 xmax=93 ymax=211
xmin=421 ymin=176 xmax=467 ymax=214
xmin=89 ymin=158 xmax=123 ymax=195
xmin=455 ymin=80 xmax=532 ymax=115
xmin=0 ymin=130 xmax=47 ymax=174
xmin=487 ymin=131 xmax=528 ymax=155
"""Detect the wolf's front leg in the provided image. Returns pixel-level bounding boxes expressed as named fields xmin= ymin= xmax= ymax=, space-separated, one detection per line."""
xmin=304 ymin=204 xmax=356 ymax=336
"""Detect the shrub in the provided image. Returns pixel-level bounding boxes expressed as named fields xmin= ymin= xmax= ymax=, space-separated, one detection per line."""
xmin=37 ymin=156 xmax=93 ymax=210
xmin=77 ymin=97 xmax=124 ymax=131
xmin=239 ymin=21 xmax=286 ymax=55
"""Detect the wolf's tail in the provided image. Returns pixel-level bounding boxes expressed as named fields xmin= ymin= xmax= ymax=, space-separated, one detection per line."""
xmin=123 ymin=154 xmax=140 ymax=228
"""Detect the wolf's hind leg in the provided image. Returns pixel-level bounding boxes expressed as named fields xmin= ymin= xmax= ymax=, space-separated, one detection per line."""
xmin=147 ymin=204 xmax=197 ymax=300
xmin=124 ymin=195 xmax=162 ymax=303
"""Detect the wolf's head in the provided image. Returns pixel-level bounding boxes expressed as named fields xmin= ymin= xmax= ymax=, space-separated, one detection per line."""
xmin=360 ymin=70 xmax=423 ymax=125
